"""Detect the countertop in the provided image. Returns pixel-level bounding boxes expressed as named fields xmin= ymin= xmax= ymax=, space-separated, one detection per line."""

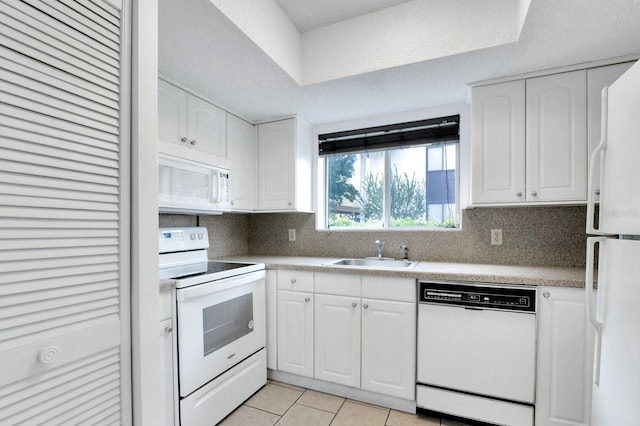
xmin=214 ymin=255 xmax=586 ymax=288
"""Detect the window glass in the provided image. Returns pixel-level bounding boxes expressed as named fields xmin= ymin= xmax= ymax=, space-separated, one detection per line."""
xmin=327 ymin=152 xmax=384 ymax=227
xmin=389 ymin=147 xmax=427 ymax=227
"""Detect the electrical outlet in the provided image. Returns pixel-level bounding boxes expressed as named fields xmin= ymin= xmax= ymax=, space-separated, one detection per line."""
xmin=491 ymin=229 xmax=502 ymax=245
xmin=288 ymin=229 xmax=296 ymax=242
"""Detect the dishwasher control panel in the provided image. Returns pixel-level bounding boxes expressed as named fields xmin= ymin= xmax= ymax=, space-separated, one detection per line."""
xmin=419 ymin=281 xmax=536 ymax=312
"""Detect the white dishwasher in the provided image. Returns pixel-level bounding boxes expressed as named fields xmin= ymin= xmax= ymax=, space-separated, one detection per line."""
xmin=416 ymin=281 xmax=537 ymax=426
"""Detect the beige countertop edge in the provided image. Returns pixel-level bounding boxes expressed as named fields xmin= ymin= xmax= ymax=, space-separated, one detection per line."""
xmin=217 ymin=256 xmax=587 ymax=289
xmin=158 ymin=256 xmax=586 ymax=290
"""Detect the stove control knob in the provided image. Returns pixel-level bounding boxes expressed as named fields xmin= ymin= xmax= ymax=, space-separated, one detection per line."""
xmin=198 ymin=233 xmax=204 ymax=240
xmin=190 ymin=234 xmax=196 ymax=240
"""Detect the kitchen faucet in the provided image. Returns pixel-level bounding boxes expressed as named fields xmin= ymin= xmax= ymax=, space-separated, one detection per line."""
xmin=400 ymin=245 xmax=410 ymax=260
xmin=375 ymin=240 xmax=386 ymax=258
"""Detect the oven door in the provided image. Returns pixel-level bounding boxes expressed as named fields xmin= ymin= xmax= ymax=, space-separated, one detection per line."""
xmin=176 ymin=270 xmax=266 ymax=397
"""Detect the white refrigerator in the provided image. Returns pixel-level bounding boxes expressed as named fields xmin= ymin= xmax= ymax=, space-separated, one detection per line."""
xmin=585 ymin=59 xmax=640 ymax=426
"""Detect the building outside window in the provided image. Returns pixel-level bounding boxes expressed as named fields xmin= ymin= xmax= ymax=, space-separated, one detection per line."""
xmin=320 ymin=116 xmax=460 ymax=229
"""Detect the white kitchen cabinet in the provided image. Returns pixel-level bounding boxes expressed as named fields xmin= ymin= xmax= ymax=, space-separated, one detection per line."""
xmin=159 ymin=291 xmax=175 ymax=426
xmin=277 ymin=290 xmax=314 ymax=377
xmin=257 ymin=118 xmax=313 ymax=211
xmin=158 ymin=78 xmax=227 ymax=158
xmin=472 ymin=70 xmax=588 ymax=205
xmin=471 ymin=80 xmax=526 ymax=204
xmin=536 ymin=287 xmax=594 ymax=426
xmin=186 ymin=94 xmax=227 ymax=158
xmin=314 ymin=294 xmax=361 ymax=388
xmin=360 ymin=276 xmax=415 ymax=400
xmin=158 ymin=79 xmax=188 ymax=147
xmin=587 ymin=62 xmax=634 ymax=202
xmin=226 ymin=114 xmax=257 ymax=211
xmin=526 ymin=70 xmax=587 ymax=202
xmin=159 ymin=318 xmax=175 ymax=426
xmin=265 ymin=270 xmax=278 ymax=370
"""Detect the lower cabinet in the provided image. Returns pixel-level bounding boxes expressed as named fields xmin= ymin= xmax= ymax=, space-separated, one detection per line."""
xmin=536 ymin=286 xmax=594 ymax=426
xmin=277 ymin=289 xmax=314 ymax=377
xmin=314 ymin=294 xmax=361 ymax=387
xmin=159 ymin=291 xmax=175 ymax=426
xmin=276 ymin=270 xmax=416 ymax=401
xmin=361 ymin=298 xmax=416 ymax=400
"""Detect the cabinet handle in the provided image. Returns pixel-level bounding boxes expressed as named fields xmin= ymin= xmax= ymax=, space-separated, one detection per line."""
xmin=595 ymin=189 xmax=600 ymax=196
xmin=230 ymin=200 xmax=235 ymax=205
xmin=165 ymin=325 xmax=173 ymax=333
xmin=351 ymin=302 xmax=357 ymax=308
xmin=180 ymin=137 xmax=188 ymax=144
xmin=288 ymin=201 xmax=293 ymax=206
xmin=290 ymin=279 xmax=296 ymax=284
xmin=190 ymin=139 xmax=197 ymax=146
xmin=363 ymin=304 xmax=369 ymax=309
xmin=543 ymin=292 xmax=550 ymax=299
xmin=304 ymin=297 xmax=310 ymax=303
xmin=531 ymin=191 xmax=538 ymax=197
xmin=516 ymin=191 xmax=523 ymax=197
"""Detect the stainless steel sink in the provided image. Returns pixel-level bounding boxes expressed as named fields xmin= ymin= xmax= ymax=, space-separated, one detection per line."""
xmin=327 ymin=258 xmax=418 ymax=269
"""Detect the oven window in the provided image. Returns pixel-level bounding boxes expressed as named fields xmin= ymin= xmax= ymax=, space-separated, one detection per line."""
xmin=202 ymin=293 xmax=253 ymax=356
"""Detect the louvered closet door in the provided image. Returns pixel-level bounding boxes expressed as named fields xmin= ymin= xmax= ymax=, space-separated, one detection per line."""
xmin=0 ymin=0 xmax=130 ymax=424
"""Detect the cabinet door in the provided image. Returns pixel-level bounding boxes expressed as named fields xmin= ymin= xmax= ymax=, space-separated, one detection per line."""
xmin=158 ymin=79 xmax=187 ymax=146
xmin=258 ymin=119 xmax=296 ymax=210
xmin=265 ymin=270 xmax=277 ymax=370
xmin=277 ymin=290 xmax=314 ymax=377
xmin=536 ymin=287 xmax=594 ymax=426
xmin=526 ymin=70 xmax=587 ymax=202
xmin=586 ymin=62 xmax=633 ymax=202
xmin=471 ymin=80 xmax=526 ymax=204
xmin=227 ymin=114 xmax=257 ymax=210
xmin=314 ymin=294 xmax=361 ymax=387
xmin=361 ymin=299 xmax=416 ymax=400
xmin=159 ymin=319 xmax=175 ymax=426
xmin=186 ymin=94 xmax=227 ymax=158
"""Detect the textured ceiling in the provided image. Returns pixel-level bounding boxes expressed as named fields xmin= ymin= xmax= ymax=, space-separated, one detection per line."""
xmin=274 ymin=0 xmax=412 ymax=32
xmin=158 ymin=0 xmax=640 ymax=125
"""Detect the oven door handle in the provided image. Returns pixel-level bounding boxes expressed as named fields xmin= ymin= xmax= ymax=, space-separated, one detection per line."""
xmin=177 ymin=270 xmax=265 ymax=302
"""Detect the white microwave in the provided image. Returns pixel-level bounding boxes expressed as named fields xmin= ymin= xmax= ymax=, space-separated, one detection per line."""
xmin=158 ymin=141 xmax=230 ymax=214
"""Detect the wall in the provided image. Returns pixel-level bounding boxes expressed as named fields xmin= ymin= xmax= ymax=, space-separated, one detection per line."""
xmin=247 ymin=206 xmax=587 ymax=267
xmin=161 ymin=205 xmax=586 ymax=267
xmin=160 ymin=213 xmax=250 ymax=258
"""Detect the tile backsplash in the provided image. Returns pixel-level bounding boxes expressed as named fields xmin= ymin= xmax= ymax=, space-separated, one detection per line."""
xmin=161 ymin=206 xmax=587 ymax=267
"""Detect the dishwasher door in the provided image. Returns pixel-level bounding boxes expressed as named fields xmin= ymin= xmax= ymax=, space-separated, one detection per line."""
xmin=417 ymin=303 xmax=536 ymax=404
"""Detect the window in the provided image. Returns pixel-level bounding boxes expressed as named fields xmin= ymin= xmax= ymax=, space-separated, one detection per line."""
xmin=320 ymin=116 xmax=460 ymax=229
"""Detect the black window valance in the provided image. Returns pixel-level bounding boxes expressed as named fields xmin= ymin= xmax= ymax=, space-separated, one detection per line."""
xmin=318 ymin=115 xmax=459 ymax=157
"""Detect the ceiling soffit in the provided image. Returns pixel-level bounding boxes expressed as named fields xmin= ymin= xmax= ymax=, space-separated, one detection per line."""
xmin=210 ymin=0 xmax=531 ymax=85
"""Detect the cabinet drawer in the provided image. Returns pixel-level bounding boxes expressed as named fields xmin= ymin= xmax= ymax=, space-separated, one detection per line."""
xmin=362 ymin=276 xmax=416 ymax=302
xmin=277 ymin=270 xmax=314 ymax=292
xmin=315 ymin=272 xmax=361 ymax=297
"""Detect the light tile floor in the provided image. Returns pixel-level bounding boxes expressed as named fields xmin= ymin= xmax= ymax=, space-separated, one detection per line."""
xmin=219 ymin=381 xmax=473 ymax=426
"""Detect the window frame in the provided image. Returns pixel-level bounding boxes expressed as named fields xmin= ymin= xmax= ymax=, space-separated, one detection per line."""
xmin=321 ymin=142 xmax=460 ymax=230
xmin=314 ymin=105 xmax=470 ymax=232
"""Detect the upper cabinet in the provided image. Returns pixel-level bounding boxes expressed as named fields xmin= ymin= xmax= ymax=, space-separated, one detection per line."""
xmin=471 ymin=62 xmax=635 ymax=206
xmin=586 ymin=63 xmax=634 ymax=202
xmin=525 ymin=70 xmax=587 ymax=203
xmin=258 ymin=118 xmax=313 ymax=212
xmin=227 ymin=114 xmax=257 ymax=211
xmin=157 ymin=79 xmax=316 ymax=213
xmin=471 ymin=80 xmax=526 ymax=204
xmin=158 ymin=79 xmax=226 ymax=158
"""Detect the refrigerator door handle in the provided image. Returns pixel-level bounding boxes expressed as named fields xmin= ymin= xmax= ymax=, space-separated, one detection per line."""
xmin=585 ymin=236 xmax=606 ymax=385
xmin=586 ymin=87 xmax=608 ymax=235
